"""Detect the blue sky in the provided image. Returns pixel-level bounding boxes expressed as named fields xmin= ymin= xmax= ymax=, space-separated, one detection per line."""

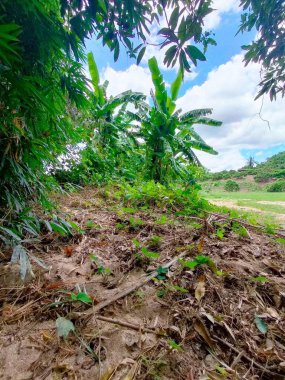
xmin=85 ymin=0 xmax=284 ymax=172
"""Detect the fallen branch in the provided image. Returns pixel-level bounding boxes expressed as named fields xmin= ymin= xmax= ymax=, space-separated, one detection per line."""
xmin=95 ymin=315 xmax=166 ymax=336
xmin=214 ymin=335 xmax=283 ymax=377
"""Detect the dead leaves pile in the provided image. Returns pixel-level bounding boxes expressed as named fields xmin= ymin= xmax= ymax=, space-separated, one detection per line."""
xmin=0 ymin=187 xmax=285 ymax=380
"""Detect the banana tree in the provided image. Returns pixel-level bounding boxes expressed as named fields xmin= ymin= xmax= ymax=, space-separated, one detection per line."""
xmin=128 ymin=57 xmax=222 ymax=184
xmin=83 ymin=53 xmax=146 ymax=177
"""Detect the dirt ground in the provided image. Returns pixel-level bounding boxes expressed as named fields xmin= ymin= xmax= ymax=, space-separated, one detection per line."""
xmin=1 ymin=187 xmax=285 ymax=380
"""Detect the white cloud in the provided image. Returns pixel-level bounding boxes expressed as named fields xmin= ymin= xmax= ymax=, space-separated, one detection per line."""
xmin=204 ymin=0 xmax=240 ymax=29
xmin=177 ymin=54 xmax=285 ymax=171
xmin=100 ymin=64 xmax=153 ymax=97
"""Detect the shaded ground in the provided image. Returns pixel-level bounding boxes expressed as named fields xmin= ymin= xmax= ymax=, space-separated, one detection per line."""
xmin=1 ymin=187 xmax=285 ymax=380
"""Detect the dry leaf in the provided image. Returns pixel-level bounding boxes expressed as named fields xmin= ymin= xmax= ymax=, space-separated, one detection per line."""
xmin=195 ymin=275 xmax=206 ymax=302
xmin=194 ymin=318 xmax=216 ymax=350
xmin=64 ymin=246 xmax=73 ymax=257
xmin=197 ymin=238 xmax=204 ymax=253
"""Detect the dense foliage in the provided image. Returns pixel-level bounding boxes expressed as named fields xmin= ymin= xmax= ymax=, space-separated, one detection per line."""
xmin=224 ymin=180 xmax=240 ymax=192
xmin=267 ymin=179 xmax=285 ymax=193
xmin=239 ymin=0 xmax=285 ymax=100
xmin=135 ymin=57 xmax=222 ymax=183
xmin=0 ymin=0 xmax=282 ymax=249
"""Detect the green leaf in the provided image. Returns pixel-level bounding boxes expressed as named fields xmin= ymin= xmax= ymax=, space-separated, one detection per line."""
xmin=56 ymin=317 xmax=75 ymax=338
xmin=185 ymin=45 xmax=206 ymax=65
xmin=87 ymin=52 xmax=100 ymax=94
xmin=71 ymin=292 xmax=93 ymax=304
xmin=170 ymin=69 xmax=183 ymax=101
xmin=49 ymin=221 xmax=68 ymax=235
xmin=137 ymin=46 xmax=146 ymax=65
xmin=148 ymin=56 xmax=168 ymax=113
xmin=255 ymin=315 xmax=267 ymax=334
xmin=169 ymin=7 xmax=180 ymax=30
xmin=141 ymin=247 xmax=160 ymax=259
xmin=167 ymin=339 xmax=182 ymax=350
xmin=251 ymin=276 xmax=268 ymax=283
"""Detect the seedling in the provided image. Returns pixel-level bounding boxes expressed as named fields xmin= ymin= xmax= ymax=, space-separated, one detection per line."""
xmin=115 ymin=222 xmax=126 ymax=230
xmin=85 ymin=220 xmax=100 ymax=229
xmin=156 ymin=215 xmax=169 ymax=225
xmin=132 ymin=239 xmax=160 ymax=261
xmin=167 ymin=339 xmax=183 ymax=351
xmin=156 ymin=266 xmax=168 ymax=280
xmin=251 ymin=276 xmax=268 ymax=283
xmin=129 ymin=216 xmax=144 ymax=228
xmin=215 ymin=228 xmax=225 ymax=239
xmin=179 ymin=255 xmax=223 ymax=276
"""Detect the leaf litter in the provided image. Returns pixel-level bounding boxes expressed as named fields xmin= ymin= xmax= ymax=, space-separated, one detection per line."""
xmin=0 ymin=186 xmax=285 ymax=379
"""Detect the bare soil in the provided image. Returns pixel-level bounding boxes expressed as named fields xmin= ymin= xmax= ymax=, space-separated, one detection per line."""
xmin=1 ymin=187 xmax=285 ymax=380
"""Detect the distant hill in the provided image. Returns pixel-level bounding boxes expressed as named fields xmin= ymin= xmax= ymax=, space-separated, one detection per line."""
xmin=203 ymin=151 xmax=285 ymax=182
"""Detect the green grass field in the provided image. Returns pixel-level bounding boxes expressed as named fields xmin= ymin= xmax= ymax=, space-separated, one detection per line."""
xmin=201 ymin=189 xmax=285 ymax=227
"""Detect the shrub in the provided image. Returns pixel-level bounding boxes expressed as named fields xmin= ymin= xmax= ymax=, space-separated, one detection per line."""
xmin=224 ymin=180 xmax=240 ymax=192
xmin=267 ymin=179 xmax=285 ymax=192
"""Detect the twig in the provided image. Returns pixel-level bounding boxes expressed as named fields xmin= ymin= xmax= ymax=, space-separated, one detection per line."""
xmin=95 ymin=315 xmax=165 ymax=336
xmin=214 ymin=335 xmax=282 ymax=377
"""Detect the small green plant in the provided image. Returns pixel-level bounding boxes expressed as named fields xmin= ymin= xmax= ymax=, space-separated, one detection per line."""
xmin=129 ymin=216 xmax=144 ymax=228
xmin=167 ymin=339 xmax=183 ymax=351
xmin=115 ymin=222 xmax=126 ymax=230
xmin=276 ymin=238 xmax=285 ymax=245
xmin=156 ymin=266 xmax=168 ymax=280
xmin=251 ymin=276 xmax=268 ymax=283
xmin=215 ymin=228 xmax=225 ymax=239
xmin=156 ymin=215 xmax=169 ymax=225
xmin=232 ymin=222 xmax=249 ymax=238
xmin=224 ymin=180 xmax=240 ymax=192
xmin=264 ymin=222 xmax=276 ymax=235
xmin=90 ymin=255 xmax=112 ymax=275
xmin=149 ymin=235 xmax=162 ymax=245
xmin=85 ymin=220 xmax=100 ymax=229
xmin=132 ymin=239 xmax=160 ymax=260
xmin=179 ymin=255 xmax=223 ymax=275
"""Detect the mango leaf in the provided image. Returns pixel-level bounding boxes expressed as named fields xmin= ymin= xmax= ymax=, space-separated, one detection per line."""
xmin=255 ymin=315 xmax=267 ymax=334
xmin=185 ymin=45 xmax=206 ymax=66
xmin=56 ymin=317 xmax=75 ymax=338
xmin=137 ymin=46 xmax=146 ymax=65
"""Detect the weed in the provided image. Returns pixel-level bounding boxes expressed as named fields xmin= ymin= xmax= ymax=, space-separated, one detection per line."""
xmin=156 ymin=215 xmax=169 ymax=225
xmin=251 ymin=276 xmax=268 ymax=283
xmin=215 ymin=228 xmax=225 ymax=239
xmin=132 ymin=239 xmax=160 ymax=261
xmin=156 ymin=266 xmax=168 ymax=280
xmin=129 ymin=216 xmax=144 ymax=229
xmin=167 ymin=339 xmax=183 ymax=351
xmin=85 ymin=220 xmax=101 ymax=229
xmin=115 ymin=222 xmax=126 ymax=230
xmin=276 ymin=238 xmax=285 ymax=245
xmin=179 ymin=255 xmax=223 ymax=275
xmin=232 ymin=222 xmax=249 ymax=238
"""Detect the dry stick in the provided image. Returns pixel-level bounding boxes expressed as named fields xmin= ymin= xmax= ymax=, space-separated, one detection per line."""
xmin=76 ymin=250 xmax=189 ymax=318
xmin=95 ymin=315 xmax=165 ymax=336
xmin=214 ymin=335 xmax=282 ymax=377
